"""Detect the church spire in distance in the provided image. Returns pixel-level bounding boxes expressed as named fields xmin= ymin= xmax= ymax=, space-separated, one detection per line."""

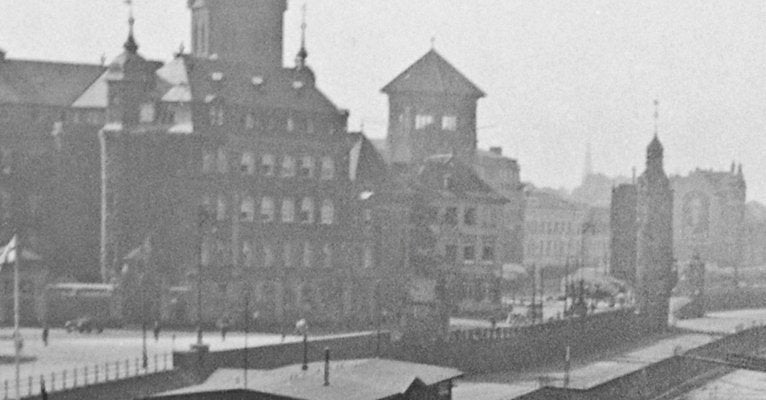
xmin=123 ymin=0 xmax=138 ymax=53
xmin=295 ymin=3 xmax=308 ymax=69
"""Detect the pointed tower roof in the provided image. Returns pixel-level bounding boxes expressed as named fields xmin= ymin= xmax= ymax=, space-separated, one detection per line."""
xmin=647 ymin=134 xmax=663 ymax=160
xmin=382 ymin=49 xmax=485 ymax=98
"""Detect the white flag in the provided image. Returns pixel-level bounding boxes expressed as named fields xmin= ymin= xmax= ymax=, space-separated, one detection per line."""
xmin=0 ymin=235 xmax=17 ymax=267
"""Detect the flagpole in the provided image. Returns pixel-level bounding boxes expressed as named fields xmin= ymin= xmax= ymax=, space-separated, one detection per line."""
xmin=13 ymin=235 xmax=20 ymax=400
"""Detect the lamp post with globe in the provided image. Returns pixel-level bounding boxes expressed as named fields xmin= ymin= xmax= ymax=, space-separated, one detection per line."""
xmin=296 ymin=318 xmax=309 ymax=370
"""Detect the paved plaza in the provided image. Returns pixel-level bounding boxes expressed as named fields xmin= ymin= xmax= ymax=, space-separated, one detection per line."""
xmin=0 ymin=327 xmax=302 ymax=393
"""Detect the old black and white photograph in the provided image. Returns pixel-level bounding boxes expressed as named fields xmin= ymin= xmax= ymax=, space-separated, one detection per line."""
xmin=0 ymin=1 xmax=765 ymax=399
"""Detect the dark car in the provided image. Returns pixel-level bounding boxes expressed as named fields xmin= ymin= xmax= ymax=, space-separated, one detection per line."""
xmin=64 ymin=317 xmax=104 ymax=334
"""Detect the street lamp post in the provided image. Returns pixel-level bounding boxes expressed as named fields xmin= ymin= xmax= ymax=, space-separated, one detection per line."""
xmin=296 ymin=318 xmax=308 ymax=370
xmin=141 ymin=270 xmax=148 ymax=369
xmin=195 ymin=207 xmax=209 ymax=348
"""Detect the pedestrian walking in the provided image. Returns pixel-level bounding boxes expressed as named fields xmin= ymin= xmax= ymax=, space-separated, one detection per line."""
xmin=489 ymin=316 xmax=497 ymax=330
xmin=220 ymin=318 xmax=229 ymax=341
xmin=42 ymin=325 xmax=49 ymax=347
xmin=153 ymin=320 xmax=161 ymax=342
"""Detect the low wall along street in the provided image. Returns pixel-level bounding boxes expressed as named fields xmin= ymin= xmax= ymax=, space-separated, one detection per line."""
xmin=390 ymin=308 xmax=645 ymax=374
xmin=20 ymin=309 xmax=650 ymax=400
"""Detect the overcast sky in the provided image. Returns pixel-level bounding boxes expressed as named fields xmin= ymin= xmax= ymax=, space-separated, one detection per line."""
xmin=2 ymin=1 xmax=765 ymax=202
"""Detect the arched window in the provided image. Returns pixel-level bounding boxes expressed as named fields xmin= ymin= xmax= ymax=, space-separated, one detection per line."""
xmin=281 ymin=155 xmax=296 ymax=177
xmin=281 ymin=198 xmax=295 ymax=223
xmin=240 ymin=196 xmax=255 ymax=222
xmin=320 ymin=157 xmax=334 ymax=180
xmin=320 ymin=200 xmax=334 ymax=225
xmin=216 ymin=148 xmax=228 ymax=174
xmin=263 ymin=243 xmax=275 ymax=267
xmin=299 ymin=156 xmax=314 ymax=178
xmin=300 ymin=198 xmax=314 ymax=223
xmin=202 ymin=149 xmax=215 ymax=173
xmin=242 ymin=241 xmax=254 ymax=267
xmin=261 ymin=197 xmax=275 ymax=222
xmin=216 ymin=195 xmax=227 ymax=221
xmin=240 ymin=152 xmax=255 ymax=175
xmin=302 ymin=241 xmax=313 ymax=268
xmin=261 ymin=154 xmax=275 ymax=176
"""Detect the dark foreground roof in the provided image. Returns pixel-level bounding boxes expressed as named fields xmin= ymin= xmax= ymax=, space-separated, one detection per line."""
xmin=148 ymin=358 xmax=462 ymax=400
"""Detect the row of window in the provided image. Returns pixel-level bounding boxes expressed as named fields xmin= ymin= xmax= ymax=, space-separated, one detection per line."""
xmin=444 ymin=244 xmax=495 ymax=263
xmin=208 ymin=104 xmax=339 ymax=136
xmin=527 ymin=220 xmax=576 ymax=235
xmin=204 ymin=195 xmax=335 ymax=225
xmin=525 ymin=240 xmax=575 ymax=258
xmin=201 ymin=239 xmax=373 ymax=270
xmin=202 ymin=149 xmax=335 ymax=180
xmin=440 ymin=206 xmax=499 ymax=228
xmin=414 ymin=114 xmax=458 ymax=131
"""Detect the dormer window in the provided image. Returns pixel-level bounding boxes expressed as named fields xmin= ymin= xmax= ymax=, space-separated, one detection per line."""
xmin=139 ymin=103 xmax=155 ymax=123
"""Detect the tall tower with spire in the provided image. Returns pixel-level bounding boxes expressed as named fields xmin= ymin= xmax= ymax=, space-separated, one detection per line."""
xmin=188 ymin=0 xmax=287 ymax=69
xmin=635 ymin=101 xmax=676 ymax=332
xmin=99 ymin=4 xmax=161 ymax=281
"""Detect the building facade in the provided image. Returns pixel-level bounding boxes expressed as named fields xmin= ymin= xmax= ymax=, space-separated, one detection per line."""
xmin=523 ymin=188 xmax=587 ymax=273
xmin=473 ymin=147 xmax=525 ymax=265
xmin=670 ymin=166 xmax=746 ymax=268
xmin=88 ymin=1 xmax=391 ymax=328
xmin=609 ymin=183 xmax=638 ymax=284
xmin=414 ymin=155 xmax=508 ymax=314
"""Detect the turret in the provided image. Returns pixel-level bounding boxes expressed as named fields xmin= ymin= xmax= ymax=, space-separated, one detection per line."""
xmin=104 ymin=20 xmax=158 ymax=129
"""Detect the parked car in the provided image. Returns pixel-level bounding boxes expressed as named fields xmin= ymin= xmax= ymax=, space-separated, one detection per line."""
xmin=64 ymin=317 xmax=103 ymax=334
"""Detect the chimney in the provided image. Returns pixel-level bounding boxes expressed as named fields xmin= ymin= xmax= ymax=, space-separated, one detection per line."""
xmin=323 ymin=347 xmax=330 ymax=386
xmin=489 ymin=147 xmax=502 ymax=156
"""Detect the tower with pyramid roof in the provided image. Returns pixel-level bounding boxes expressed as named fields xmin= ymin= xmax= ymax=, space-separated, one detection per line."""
xmin=381 ymin=49 xmax=485 ymax=166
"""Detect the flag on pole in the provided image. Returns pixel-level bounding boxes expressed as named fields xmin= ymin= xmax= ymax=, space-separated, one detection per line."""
xmin=0 ymin=234 xmax=17 ymax=268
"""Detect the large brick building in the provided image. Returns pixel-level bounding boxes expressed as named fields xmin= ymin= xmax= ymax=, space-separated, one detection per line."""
xmin=380 ymin=49 xmax=524 ymax=310
xmin=83 ymin=0 xmax=394 ymax=328
xmin=670 ymin=166 xmax=746 ymax=268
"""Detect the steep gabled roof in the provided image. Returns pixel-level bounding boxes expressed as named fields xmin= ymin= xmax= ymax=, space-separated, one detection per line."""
xmin=73 ymin=54 xmax=344 ymax=115
xmin=382 ymin=49 xmax=485 ymax=98
xmin=181 ymin=55 xmax=342 ymax=113
xmin=0 ymin=59 xmax=104 ymax=106
xmin=415 ymin=154 xmax=507 ymax=203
